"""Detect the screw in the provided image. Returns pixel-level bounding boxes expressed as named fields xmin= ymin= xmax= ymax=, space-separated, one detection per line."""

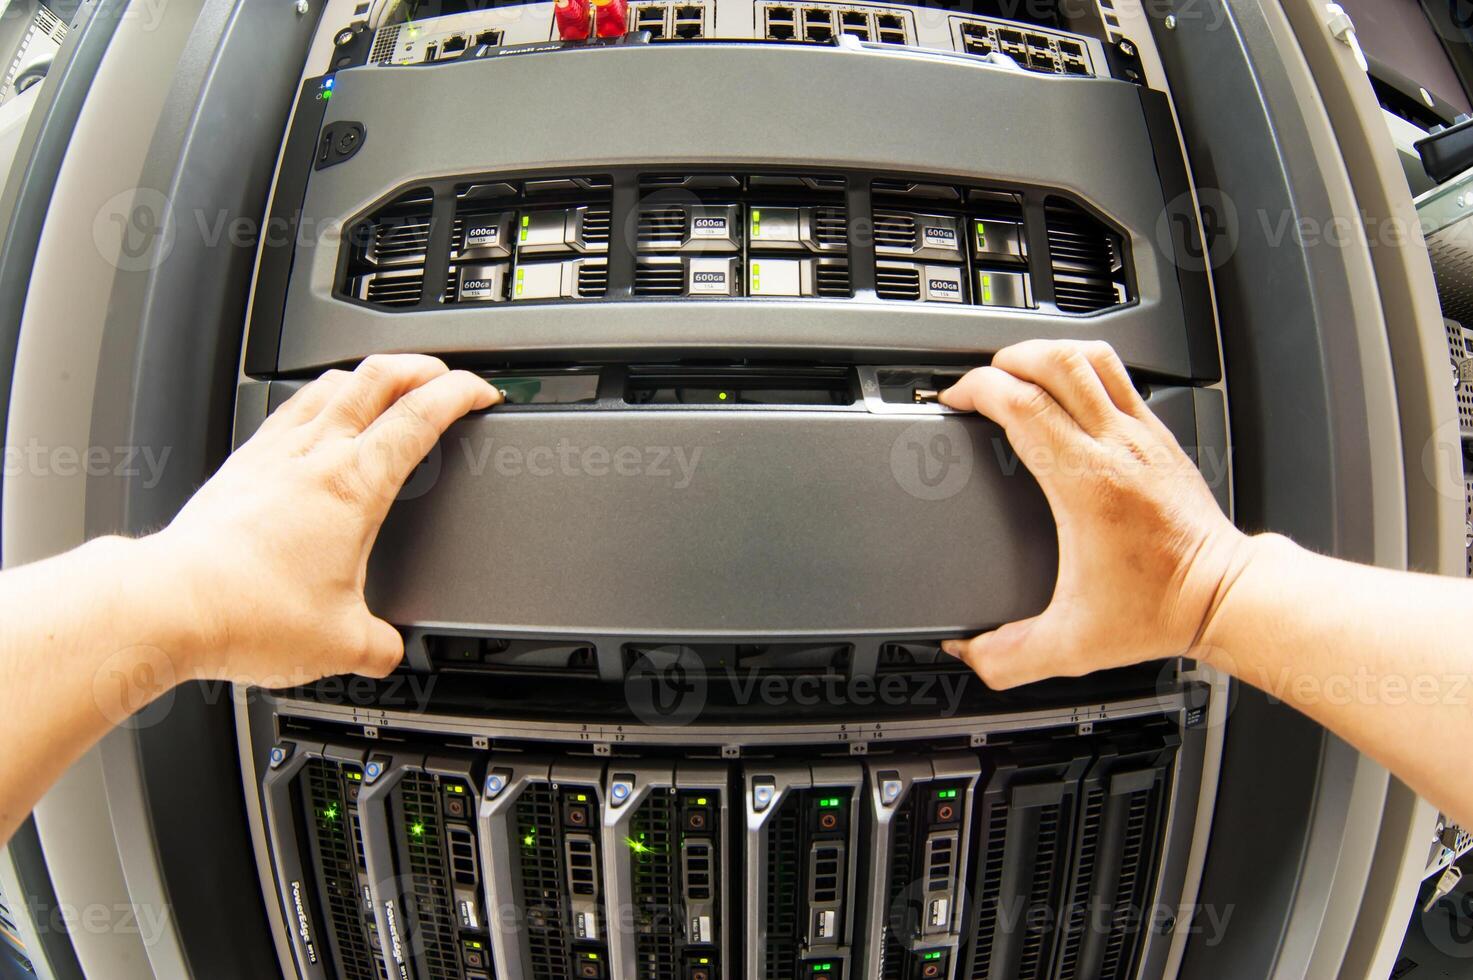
xmin=295 ymin=0 xmax=309 ymax=13
xmin=1164 ymin=14 xmax=1177 ymax=28
xmin=335 ymin=27 xmax=356 ymax=46
xmin=1118 ymin=38 xmax=1136 ymax=56
xmin=336 ymin=129 xmax=359 ymax=154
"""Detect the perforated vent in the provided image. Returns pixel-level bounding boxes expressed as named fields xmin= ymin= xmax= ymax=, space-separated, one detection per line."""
xmin=1055 ymin=786 xmax=1103 ymax=980
xmin=1046 ymin=200 xmax=1128 ymax=313
xmin=1016 ymin=803 xmax=1063 ymax=977
xmin=632 ymin=794 xmax=679 ymax=980
xmin=517 ymin=785 xmax=571 ymax=980
xmin=303 ymin=761 xmax=381 ymax=980
xmin=968 ymin=804 xmax=1007 ymax=979
xmin=881 ymin=795 xmax=916 ymax=980
xmin=400 ymin=772 xmax=463 ymax=980
xmin=764 ymin=796 xmax=802 ymax=980
xmin=370 ymin=25 xmax=401 ymax=63
xmin=1446 ymin=320 xmax=1473 ymax=435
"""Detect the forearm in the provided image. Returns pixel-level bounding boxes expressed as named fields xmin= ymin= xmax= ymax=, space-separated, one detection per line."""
xmin=1202 ymin=533 xmax=1473 ymax=823
xmin=0 ymin=535 xmax=194 ymax=842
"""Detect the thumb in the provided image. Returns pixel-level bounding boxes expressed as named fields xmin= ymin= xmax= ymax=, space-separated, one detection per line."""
xmin=349 ymin=613 xmax=406 ymax=679
xmin=943 ymin=612 xmax=1063 ymax=689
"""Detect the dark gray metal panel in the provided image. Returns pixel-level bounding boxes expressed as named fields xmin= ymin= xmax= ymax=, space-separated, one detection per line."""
xmin=274 ymin=44 xmax=1194 ymax=378
xmin=361 ymin=388 xmax=1197 ymax=638
xmin=1143 ymin=0 xmax=1390 ymax=975
xmin=278 ymin=298 xmax=1189 ymax=378
xmin=75 ymin=1 xmax=325 ymax=978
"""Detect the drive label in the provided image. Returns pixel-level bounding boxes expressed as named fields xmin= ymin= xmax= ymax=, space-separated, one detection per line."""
xmin=692 ymin=216 xmax=729 ymax=238
xmin=462 ymin=278 xmax=496 ymax=295
xmin=923 ymin=226 xmax=958 ymax=248
xmin=691 ymin=269 xmax=729 ymax=294
xmin=466 ymin=225 xmax=500 ymax=247
xmin=928 ymin=278 xmax=961 ymax=294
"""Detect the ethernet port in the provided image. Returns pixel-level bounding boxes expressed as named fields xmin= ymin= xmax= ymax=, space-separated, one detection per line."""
xmin=441 ymin=33 xmax=468 ymax=56
xmin=1063 ymin=55 xmax=1089 ymax=74
xmin=878 ymin=28 xmax=904 ymax=43
xmin=475 ymin=30 xmax=501 ymax=46
xmin=766 ymin=5 xmax=796 ymax=38
xmin=675 ymin=20 xmax=702 ymax=37
xmin=875 ymin=12 xmax=903 ymax=30
xmin=1028 ymin=50 xmax=1058 ymax=71
xmin=676 ymin=5 xmax=701 ymax=19
xmin=803 ymin=8 xmax=834 ymax=41
xmin=1058 ymin=39 xmax=1083 ymax=56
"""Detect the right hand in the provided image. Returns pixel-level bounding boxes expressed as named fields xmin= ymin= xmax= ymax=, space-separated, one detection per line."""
xmin=938 ymin=340 xmax=1254 ymax=688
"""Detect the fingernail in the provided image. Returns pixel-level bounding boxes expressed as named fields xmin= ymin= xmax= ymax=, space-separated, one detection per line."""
xmin=940 ymin=640 xmax=963 ymax=658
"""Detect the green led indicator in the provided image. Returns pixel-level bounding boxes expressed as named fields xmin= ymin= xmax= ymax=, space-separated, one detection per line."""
xmin=937 ymin=789 xmax=958 ymax=800
xmin=347 ymin=771 xmax=362 ymax=781
xmin=625 ymin=836 xmax=651 ymax=855
xmin=321 ymin=90 xmax=332 ymax=100
xmin=981 ymin=274 xmax=992 ymax=304
xmin=515 ymin=267 xmax=525 ymax=297
xmin=923 ymin=951 xmax=943 ymax=960
xmin=751 ymin=261 xmax=761 ymax=291
xmin=586 ymin=953 xmax=599 ymax=961
xmin=410 ymin=822 xmax=425 ymax=838
xmin=811 ymin=964 xmax=832 ymax=972
xmin=976 ymin=220 xmax=987 ymax=249
xmin=696 ymin=797 xmax=708 ymax=805
xmin=519 ymin=214 xmax=530 ymax=243
xmin=751 ymin=209 xmax=762 ymax=237
xmin=717 ymin=392 xmax=728 ymax=401
xmin=522 ymin=828 xmax=537 ymax=847
xmin=818 ymin=797 xmax=841 ymax=808
xmin=575 ymin=793 xmax=588 ymax=802
xmin=321 ymin=803 xmax=339 ymax=821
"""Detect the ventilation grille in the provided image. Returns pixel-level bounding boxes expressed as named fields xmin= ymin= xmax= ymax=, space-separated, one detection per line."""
xmin=968 ymin=804 xmax=1007 ymax=979
xmin=813 ymin=209 xmax=849 ymax=248
xmin=1447 ymin=320 xmax=1473 ymax=435
xmin=517 ymin=784 xmax=571 ymax=980
xmin=816 ymin=261 xmax=851 ymax=297
xmin=873 ymin=211 xmax=918 ymax=250
xmin=1465 ymin=452 xmax=1472 ymax=577
xmin=632 ymin=794 xmax=679 ymax=980
xmin=876 ymin=264 xmax=921 ymax=301
xmin=347 ymin=190 xmax=435 ymax=308
xmin=880 ymin=794 xmax=916 ymax=980
xmin=304 ymin=761 xmax=381 ymax=980
xmin=400 ymin=772 xmax=462 ymax=980
xmin=764 ymin=796 xmax=802 ymax=980
xmin=636 ymin=262 xmax=686 ymax=296
xmin=1055 ymin=785 xmax=1104 ymax=980
xmin=578 ymin=262 xmax=609 ymax=298
xmin=370 ymin=25 xmax=402 ymax=63
xmin=639 ymin=208 xmax=688 ymax=244
xmin=1047 ymin=200 xmax=1128 ymax=313
xmin=1016 ymin=802 xmax=1063 ymax=978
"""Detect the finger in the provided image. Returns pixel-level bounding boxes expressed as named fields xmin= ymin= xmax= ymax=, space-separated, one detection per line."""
xmin=1078 ymin=341 xmax=1150 ymax=419
xmin=254 ymin=370 xmax=351 ymax=436
xmin=941 ymin=613 xmax=1070 ymax=689
xmin=938 ymin=365 xmax=1088 ymax=470
xmin=991 ymin=340 xmax=1119 ymax=435
xmin=356 ymin=370 xmax=501 ymax=499
xmin=345 ymin=614 xmax=405 ymax=679
xmin=317 ymin=354 xmax=453 ymax=436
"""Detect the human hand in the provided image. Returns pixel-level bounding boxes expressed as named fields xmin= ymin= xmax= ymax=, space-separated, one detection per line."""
xmin=145 ymin=355 xmax=500 ymax=686
xmin=938 ymin=340 xmax=1252 ymax=688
